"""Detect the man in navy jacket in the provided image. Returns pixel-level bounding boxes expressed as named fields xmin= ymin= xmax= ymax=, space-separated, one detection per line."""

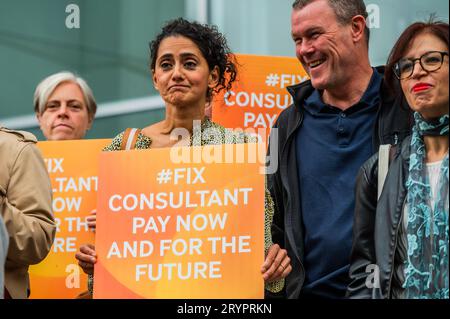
xmin=266 ymin=0 xmax=412 ymax=299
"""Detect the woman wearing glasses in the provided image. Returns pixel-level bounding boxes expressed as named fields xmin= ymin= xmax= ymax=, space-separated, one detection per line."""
xmin=348 ymin=20 xmax=449 ymax=299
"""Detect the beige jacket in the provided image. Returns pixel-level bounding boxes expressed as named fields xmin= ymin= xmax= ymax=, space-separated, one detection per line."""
xmin=0 ymin=127 xmax=55 ymax=299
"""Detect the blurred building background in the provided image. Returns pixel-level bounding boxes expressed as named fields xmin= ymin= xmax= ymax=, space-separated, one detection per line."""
xmin=0 ymin=0 xmax=448 ymax=139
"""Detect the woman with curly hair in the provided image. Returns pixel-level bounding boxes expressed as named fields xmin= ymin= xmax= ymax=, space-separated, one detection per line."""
xmin=75 ymin=18 xmax=291 ymax=297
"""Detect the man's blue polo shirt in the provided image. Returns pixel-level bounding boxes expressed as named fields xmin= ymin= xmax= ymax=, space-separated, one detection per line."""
xmin=295 ymin=69 xmax=382 ymax=298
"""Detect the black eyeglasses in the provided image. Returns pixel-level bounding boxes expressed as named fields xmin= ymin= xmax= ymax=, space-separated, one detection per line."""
xmin=393 ymin=51 xmax=449 ymax=80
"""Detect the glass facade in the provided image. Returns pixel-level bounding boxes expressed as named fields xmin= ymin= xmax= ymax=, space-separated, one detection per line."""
xmin=0 ymin=0 xmax=448 ymax=139
xmin=0 ymin=0 xmax=185 ymax=139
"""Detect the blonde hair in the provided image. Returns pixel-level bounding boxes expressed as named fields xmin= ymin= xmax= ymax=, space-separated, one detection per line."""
xmin=34 ymin=71 xmax=97 ymax=118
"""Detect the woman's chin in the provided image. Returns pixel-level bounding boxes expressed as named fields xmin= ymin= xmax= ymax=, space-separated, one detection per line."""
xmin=48 ymin=132 xmax=78 ymax=141
xmin=166 ymin=96 xmax=201 ymax=109
xmin=413 ymin=104 xmax=449 ymax=121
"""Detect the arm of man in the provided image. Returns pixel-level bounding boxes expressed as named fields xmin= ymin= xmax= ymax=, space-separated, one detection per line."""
xmin=2 ymin=143 xmax=56 ymax=266
xmin=346 ymin=155 xmax=378 ymax=299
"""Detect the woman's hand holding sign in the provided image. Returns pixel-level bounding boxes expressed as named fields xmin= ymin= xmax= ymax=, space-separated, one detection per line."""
xmin=75 ymin=244 xmax=97 ymax=275
xmin=261 ymin=244 xmax=292 ymax=282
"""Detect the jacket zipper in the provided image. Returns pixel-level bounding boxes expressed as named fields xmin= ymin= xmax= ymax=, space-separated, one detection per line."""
xmin=280 ymin=111 xmax=303 ymax=161
xmin=280 ymin=108 xmax=305 ymax=287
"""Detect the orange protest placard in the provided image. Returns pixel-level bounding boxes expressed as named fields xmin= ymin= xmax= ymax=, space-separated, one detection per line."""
xmin=29 ymin=139 xmax=111 ymax=299
xmin=94 ymin=144 xmax=265 ymax=299
xmin=212 ymin=54 xmax=308 ymax=141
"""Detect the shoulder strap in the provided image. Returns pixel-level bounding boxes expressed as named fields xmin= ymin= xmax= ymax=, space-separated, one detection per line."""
xmin=377 ymin=144 xmax=398 ymax=200
xmin=377 ymin=144 xmax=391 ymax=200
xmin=120 ymin=128 xmax=141 ymax=150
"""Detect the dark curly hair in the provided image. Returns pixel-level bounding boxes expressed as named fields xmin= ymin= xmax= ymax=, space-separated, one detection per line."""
xmin=149 ymin=18 xmax=237 ymax=99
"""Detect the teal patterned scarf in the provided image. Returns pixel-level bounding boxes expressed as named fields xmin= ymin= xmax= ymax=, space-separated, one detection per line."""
xmin=403 ymin=112 xmax=449 ymax=299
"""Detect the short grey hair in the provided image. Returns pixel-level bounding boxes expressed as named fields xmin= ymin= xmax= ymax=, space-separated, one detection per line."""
xmin=34 ymin=71 xmax=97 ymax=118
xmin=292 ymin=0 xmax=370 ymax=45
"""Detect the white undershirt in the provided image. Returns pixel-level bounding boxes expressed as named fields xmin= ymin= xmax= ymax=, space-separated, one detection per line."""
xmin=403 ymin=160 xmax=448 ymax=229
xmin=428 ymin=160 xmax=445 ymax=209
